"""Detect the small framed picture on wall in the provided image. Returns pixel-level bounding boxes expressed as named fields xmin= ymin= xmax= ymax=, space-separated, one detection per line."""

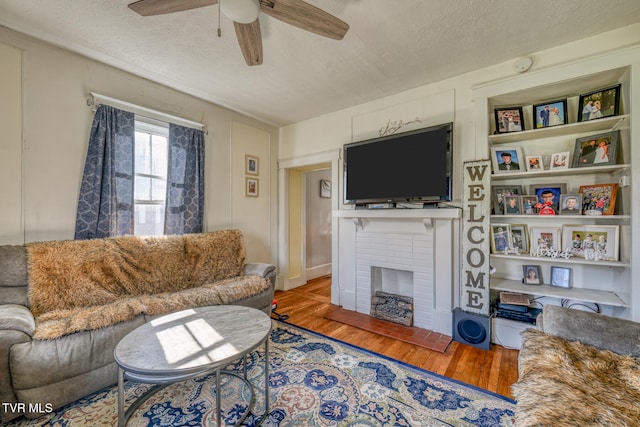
xmin=320 ymin=179 xmax=331 ymax=198
xmin=245 ymin=155 xmax=259 ymax=175
xmin=245 ymin=177 xmax=259 ymax=197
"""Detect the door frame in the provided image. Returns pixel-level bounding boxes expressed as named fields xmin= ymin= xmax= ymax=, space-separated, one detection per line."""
xmin=278 ymin=149 xmax=340 ymax=304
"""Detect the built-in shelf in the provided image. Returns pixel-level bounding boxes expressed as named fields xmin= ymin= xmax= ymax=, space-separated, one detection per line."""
xmin=490 ymin=164 xmax=630 ymax=180
xmin=488 ymin=114 xmax=629 ymax=144
xmin=490 ymin=253 xmax=628 ymax=267
xmin=491 ymin=277 xmax=628 ymax=307
xmin=492 ymin=214 xmax=630 ymax=221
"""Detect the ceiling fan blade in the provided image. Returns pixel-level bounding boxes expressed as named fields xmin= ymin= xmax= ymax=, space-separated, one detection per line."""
xmin=128 ymin=0 xmax=217 ymax=16
xmin=234 ymin=20 xmax=263 ymax=66
xmin=259 ymin=0 xmax=349 ymax=40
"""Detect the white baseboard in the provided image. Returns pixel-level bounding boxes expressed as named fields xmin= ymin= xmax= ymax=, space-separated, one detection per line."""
xmin=306 ymin=263 xmax=331 ymax=280
xmin=282 ymin=275 xmax=306 ymax=291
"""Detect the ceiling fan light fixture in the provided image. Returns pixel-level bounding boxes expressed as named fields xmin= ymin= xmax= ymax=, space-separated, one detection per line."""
xmin=220 ymin=0 xmax=260 ymax=24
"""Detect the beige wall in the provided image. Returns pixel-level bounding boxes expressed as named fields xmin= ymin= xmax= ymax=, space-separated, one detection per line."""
xmin=0 ymin=42 xmax=22 ymax=245
xmin=0 ymin=27 xmax=278 ymax=265
xmin=230 ymin=120 xmax=273 ymax=263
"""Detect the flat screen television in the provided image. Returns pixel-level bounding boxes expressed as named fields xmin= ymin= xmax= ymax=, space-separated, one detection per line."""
xmin=343 ymin=122 xmax=453 ymax=205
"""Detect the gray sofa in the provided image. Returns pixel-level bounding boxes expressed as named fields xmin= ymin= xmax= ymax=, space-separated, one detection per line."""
xmin=513 ymin=305 xmax=640 ymax=425
xmin=0 ymin=230 xmax=276 ymax=423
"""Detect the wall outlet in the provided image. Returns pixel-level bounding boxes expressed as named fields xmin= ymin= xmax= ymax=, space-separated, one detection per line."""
xmin=619 ymin=175 xmax=629 ymax=187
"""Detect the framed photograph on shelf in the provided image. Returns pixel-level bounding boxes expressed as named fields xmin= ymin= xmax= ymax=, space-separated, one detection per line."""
xmin=245 ymin=177 xmax=259 ymax=197
xmin=503 ymin=195 xmax=521 ymax=214
xmin=522 ymin=265 xmax=543 ymax=285
xmin=559 ymin=194 xmax=582 ymax=215
xmin=578 ymin=183 xmax=618 ymax=215
xmin=492 ymin=185 xmax=523 ymax=215
xmin=550 ymin=266 xmax=572 ymax=288
xmin=525 ymin=155 xmax=544 ymax=171
xmin=561 ymin=224 xmax=619 ymax=261
xmin=550 ymin=151 xmax=570 ymax=170
xmin=520 ymin=195 xmax=538 ymax=215
xmin=491 ymin=147 xmax=524 ymax=174
xmin=529 ymin=183 xmax=567 ymax=214
xmin=511 ymin=224 xmax=529 ymax=253
xmin=245 ymin=155 xmax=259 ymax=175
xmin=578 ymin=84 xmax=621 ymax=122
xmin=533 ymin=99 xmax=567 ymax=129
xmin=494 ymin=107 xmax=525 ymax=133
xmin=571 ymin=131 xmax=619 ymax=168
xmin=490 ymin=223 xmax=512 ymax=253
xmin=530 ymin=226 xmax=561 ymax=254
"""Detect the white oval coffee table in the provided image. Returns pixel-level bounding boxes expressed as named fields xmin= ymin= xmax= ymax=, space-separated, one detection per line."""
xmin=114 ymin=305 xmax=271 ymax=427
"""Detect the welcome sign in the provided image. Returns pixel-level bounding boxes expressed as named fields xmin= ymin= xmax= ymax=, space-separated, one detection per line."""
xmin=461 ymin=160 xmax=491 ymax=316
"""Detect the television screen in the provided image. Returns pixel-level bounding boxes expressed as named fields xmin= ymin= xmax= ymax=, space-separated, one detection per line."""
xmin=344 ymin=122 xmax=453 ymax=204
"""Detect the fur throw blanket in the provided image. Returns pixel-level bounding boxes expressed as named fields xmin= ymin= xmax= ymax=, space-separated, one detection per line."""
xmin=513 ymin=329 xmax=640 ymax=426
xmin=26 ymin=230 xmax=268 ymax=340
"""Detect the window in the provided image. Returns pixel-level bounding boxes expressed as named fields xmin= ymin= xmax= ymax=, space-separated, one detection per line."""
xmin=134 ymin=119 xmax=168 ymax=236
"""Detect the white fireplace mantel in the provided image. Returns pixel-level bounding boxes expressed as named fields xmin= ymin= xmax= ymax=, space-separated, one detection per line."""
xmin=334 ymin=208 xmax=462 ymax=219
xmin=333 ymin=208 xmax=461 ymax=335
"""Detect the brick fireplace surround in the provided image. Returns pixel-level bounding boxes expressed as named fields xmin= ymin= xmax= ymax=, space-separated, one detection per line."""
xmin=334 ymin=209 xmax=462 ymax=336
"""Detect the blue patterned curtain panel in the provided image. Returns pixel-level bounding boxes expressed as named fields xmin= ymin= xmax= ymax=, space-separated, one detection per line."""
xmin=164 ymin=123 xmax=205 ymax=235
xmin=74 ymin=105 xmax=135 ymax=239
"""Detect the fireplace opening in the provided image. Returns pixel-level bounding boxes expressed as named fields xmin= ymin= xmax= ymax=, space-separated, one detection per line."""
xmin=370 ymin=266 xmax=414 ymax=326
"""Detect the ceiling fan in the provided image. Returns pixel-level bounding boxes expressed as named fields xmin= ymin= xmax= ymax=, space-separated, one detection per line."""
xmin=128 ymin=0 xmax=349 ymax=66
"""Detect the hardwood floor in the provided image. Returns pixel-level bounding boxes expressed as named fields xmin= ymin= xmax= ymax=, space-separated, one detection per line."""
xmin=274 ymin=275 xmax=519 ymax=399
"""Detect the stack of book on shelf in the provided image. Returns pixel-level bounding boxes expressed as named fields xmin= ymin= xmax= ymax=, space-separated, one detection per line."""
xmin=495 ymin=292 xmax=542 ymax=324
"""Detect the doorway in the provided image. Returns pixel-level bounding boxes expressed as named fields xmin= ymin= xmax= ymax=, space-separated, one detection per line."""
xmin=278 ymin=150 xmax=340 ymax=305
xmin=304 ymin=168 xmax=332 ymax=280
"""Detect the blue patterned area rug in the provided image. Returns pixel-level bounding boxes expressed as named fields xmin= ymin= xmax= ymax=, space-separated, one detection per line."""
xmin=8 ymin=321 xmax=515 ymax=426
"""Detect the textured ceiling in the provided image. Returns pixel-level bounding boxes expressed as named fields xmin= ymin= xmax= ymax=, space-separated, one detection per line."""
xmin=1 ymin=0 xmax=640 ymax=126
